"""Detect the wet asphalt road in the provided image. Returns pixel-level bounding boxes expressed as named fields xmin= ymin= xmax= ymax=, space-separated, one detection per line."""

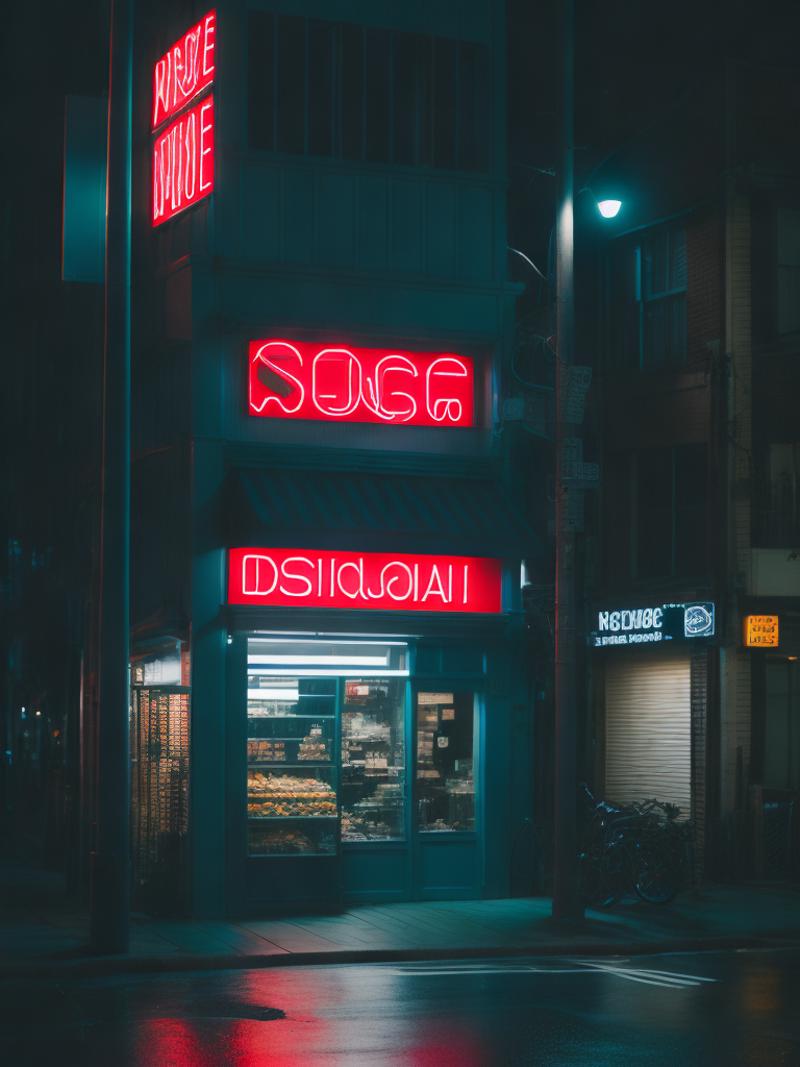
xmin=2 ymin=949 xmax=799 ymax=1066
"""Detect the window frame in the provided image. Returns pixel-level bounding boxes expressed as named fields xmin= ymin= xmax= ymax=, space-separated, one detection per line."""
xmin=246 ymin=12 xmax=492 ymax=174
xmin=611 ymin=223 xmax=688 ymax=373
xmin=629 ymin=443 xmax=707 ymax=582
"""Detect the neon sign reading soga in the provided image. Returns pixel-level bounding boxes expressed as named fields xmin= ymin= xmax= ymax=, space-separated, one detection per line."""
xmin=248 ymin=339 xmax=475 ymax=428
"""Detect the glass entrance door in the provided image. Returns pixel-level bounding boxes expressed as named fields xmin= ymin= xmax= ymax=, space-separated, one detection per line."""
xmin=413 ymin=688 xmax=480 ymax=899
xmin=416 ymin=691 xmax=476 ymax=833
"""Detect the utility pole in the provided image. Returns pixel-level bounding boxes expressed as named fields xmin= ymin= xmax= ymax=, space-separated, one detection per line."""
xmin=552 ymin=0 xmax=583 ymax=923
xmin=90 ymin=0 xmax=133 ymax=953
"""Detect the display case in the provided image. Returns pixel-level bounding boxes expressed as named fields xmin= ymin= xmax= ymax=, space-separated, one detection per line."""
xmin=246 ymin=674 xmax=338 ymax=856
xmin=416 ymin=691 xmax=475 ymax=832
xmin=341 ymin=678 xmax=405 ymax=840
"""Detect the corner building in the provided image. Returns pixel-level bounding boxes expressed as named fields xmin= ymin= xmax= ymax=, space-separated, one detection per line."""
xmin=131 ymin=1 xmax=536 ymax=916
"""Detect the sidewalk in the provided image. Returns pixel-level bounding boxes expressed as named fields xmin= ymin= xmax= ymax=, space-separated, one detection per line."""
xmin=2 ymin=862 xmax=799 ymax=978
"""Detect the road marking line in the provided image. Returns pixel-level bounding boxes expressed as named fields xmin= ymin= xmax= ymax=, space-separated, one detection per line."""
xmin=386 ymin=961 xmax=719 ymax=990
xmin=576 ymin=962 xmax=717 ymax=988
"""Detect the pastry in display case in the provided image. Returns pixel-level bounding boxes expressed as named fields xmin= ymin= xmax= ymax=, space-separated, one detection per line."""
xmin=341 ymin=678 xmax=405 ymax=841
xmin=247 ymin=772 xmax=337 ymax=817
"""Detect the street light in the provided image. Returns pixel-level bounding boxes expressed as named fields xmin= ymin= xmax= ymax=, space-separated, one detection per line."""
xmin=596 ymin=198 xmax=622 ymax=219
xmin=552 ymin=0 xmax=620 ymax=925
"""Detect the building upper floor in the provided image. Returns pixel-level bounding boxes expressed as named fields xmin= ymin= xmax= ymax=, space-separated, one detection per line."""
xmin=137 ymin=0 xmax=510 ymax=293
xmin=132 ymin=1 xmax=525 ymax=470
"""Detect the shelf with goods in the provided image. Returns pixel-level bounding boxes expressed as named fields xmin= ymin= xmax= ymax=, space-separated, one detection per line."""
xmin=247 ymin=728 xmax=333 ymax=766
xmin=340 ymin=677 xmax=405 ymax=842
xmin=247 ymin=770 xmax=337 ymax=815
xmin=246 ymin=676 xmax=339 ymax=857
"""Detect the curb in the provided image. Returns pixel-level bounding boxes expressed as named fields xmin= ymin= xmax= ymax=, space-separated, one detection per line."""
xmin=2 ymin=934 xmax=796 ymax=981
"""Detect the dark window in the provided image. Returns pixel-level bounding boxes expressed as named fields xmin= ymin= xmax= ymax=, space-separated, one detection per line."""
xmin=612 ymin=225 xmax=687 ymax=371
xmin=458 ymin=41 xmax=490 ymax=172
xmin=674 ymin=444 xmax=707 ymax=574
xmin=642 ymin=227 xmax=687 ymax=367
xmin=636 ymin=448 xmax=673 ymax=579
xmin=248 ymin=13 xmax=275 ymax=150
xmin=308 ymin=21 xmax=335 ymax=156
xmin=777 ymin=207 xmax=800 ymax=336
xmin=433 ymin=38 xmax=457 ymax=169
xmin=364 ymin=27 xmax=391 ymax=162
xmin=340 ymin=23 xmax=364 ymax=160
xmin=634 ymin=444 xmax=706 ymax=579
xmin=759 ymin=443 xmax=800 ymax=545
xmin=276 ymin=16 xmax=306 ymax=155
xmin=393 ymin=32 xmax=417 ymax=165
xmin=247 ymin=16 xmax=490 ymax=173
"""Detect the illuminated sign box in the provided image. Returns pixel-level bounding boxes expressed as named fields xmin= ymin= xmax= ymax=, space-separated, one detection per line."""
xmin=248 ymin=339 xmax=475 ymax=428
xmin=589 ymin=602 xmax=715 ymax=648
xmin=152 ymin=10 xmax=216 ymax=130
xmin=744 ymin=615 xmax=779 ymax=648
xmin=152 ymin=97 xmax=214 ymax=226
xmin=228 ymin=548 xmax=502 ymax=613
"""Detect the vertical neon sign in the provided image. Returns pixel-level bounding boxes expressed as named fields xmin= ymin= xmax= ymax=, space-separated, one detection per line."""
xmin=151 ymin=11 xmax=216 ymax=227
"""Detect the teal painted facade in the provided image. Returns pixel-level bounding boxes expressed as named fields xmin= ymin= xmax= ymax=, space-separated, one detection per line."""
xmin=133 ymin=0 xmax=536 ymax=917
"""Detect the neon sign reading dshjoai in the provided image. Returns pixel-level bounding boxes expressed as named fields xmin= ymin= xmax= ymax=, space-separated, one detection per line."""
xmin=152 ymin=10 xmax=216 ymax=130
xmin=248 ymin=339 xmax=475 ymax=427
xmin=228 ymin=548 xmax=502 ymax=613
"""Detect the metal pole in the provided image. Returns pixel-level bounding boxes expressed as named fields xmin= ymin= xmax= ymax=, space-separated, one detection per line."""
xmin=552 ymin=0 xmax=582 ymax=922
xmin=90 ymin=0 xmax=132 ymax=953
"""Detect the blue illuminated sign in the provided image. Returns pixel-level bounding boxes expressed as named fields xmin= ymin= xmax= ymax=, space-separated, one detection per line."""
xmin=589 ymin=602 xmax=715 ymax=648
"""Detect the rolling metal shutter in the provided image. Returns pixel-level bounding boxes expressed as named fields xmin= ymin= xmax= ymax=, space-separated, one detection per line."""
xmin=605 ymin=653 xmax=692 ymax=817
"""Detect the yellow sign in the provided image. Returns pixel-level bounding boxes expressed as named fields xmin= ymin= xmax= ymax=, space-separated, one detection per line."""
xmin=744 ymin=615 xmax=779 ymax=648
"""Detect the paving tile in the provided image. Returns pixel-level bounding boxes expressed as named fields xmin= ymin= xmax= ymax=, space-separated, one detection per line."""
xmin=240 ymin=920 xmax=349 ymax=953
xmin=144 ymin=920 xmax=268 ymax=957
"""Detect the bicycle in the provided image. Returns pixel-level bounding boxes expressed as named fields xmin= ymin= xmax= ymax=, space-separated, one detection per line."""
xmin=578 ymin=785 xmax=692 ymax=907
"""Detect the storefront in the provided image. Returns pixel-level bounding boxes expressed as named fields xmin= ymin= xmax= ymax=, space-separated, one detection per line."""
xmin=224 ymin=633 xmax=482 ymax=911
xmin=589 ymin=600 xmax=716 ymax=826
xmin=221 ymin=543 xmax=531 ymax=914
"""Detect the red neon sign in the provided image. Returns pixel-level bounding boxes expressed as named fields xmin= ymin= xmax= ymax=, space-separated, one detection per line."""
xmin=248 ymin=339 xmax=475 ymax=428
xmin=228 ymin=548 xmax=503 ymax=613
xmin=152 ymin=97 xmax=214 ymax=226
xmin=152 ymin=10 xmax=216 ymax=130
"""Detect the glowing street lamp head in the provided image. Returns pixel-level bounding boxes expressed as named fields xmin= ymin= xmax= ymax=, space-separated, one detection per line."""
xmin=597 ymin=198 xmax=622 ymax=219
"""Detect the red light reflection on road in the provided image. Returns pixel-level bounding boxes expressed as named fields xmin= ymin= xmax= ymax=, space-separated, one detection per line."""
xmin=134 ymin=1018 xmax=210 ymax=1067
xmin=408 ymin=1035 xmax=486 ymax=1066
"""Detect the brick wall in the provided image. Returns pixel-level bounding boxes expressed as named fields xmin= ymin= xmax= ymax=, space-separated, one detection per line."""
xmin=687 ymin=211 xmax=724 ymax=365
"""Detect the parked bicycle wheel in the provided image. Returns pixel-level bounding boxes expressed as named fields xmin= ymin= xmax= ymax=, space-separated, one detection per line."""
xmin=633 ymin=825 xmax=687 ymax=904
xmin=580 ymin=830 xmax=632 ymax=908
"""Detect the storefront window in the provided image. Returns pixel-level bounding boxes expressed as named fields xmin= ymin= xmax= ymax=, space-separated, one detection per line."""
xmin=416 ymin=691 xmax=475 ymax=832
xmin=245 ymin=637 xmax=408 ymax=855
xmin=246 ymin=673 xmax=338 ymax=856
xmin=341 ymin=678 xmax=405 ymax=841
xmin=130 ymin=644 xmax=190 ymax=909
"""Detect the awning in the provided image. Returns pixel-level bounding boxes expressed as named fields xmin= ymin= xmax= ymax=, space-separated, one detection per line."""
xmin=225 ymin=466 xmax=538 ymax=559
